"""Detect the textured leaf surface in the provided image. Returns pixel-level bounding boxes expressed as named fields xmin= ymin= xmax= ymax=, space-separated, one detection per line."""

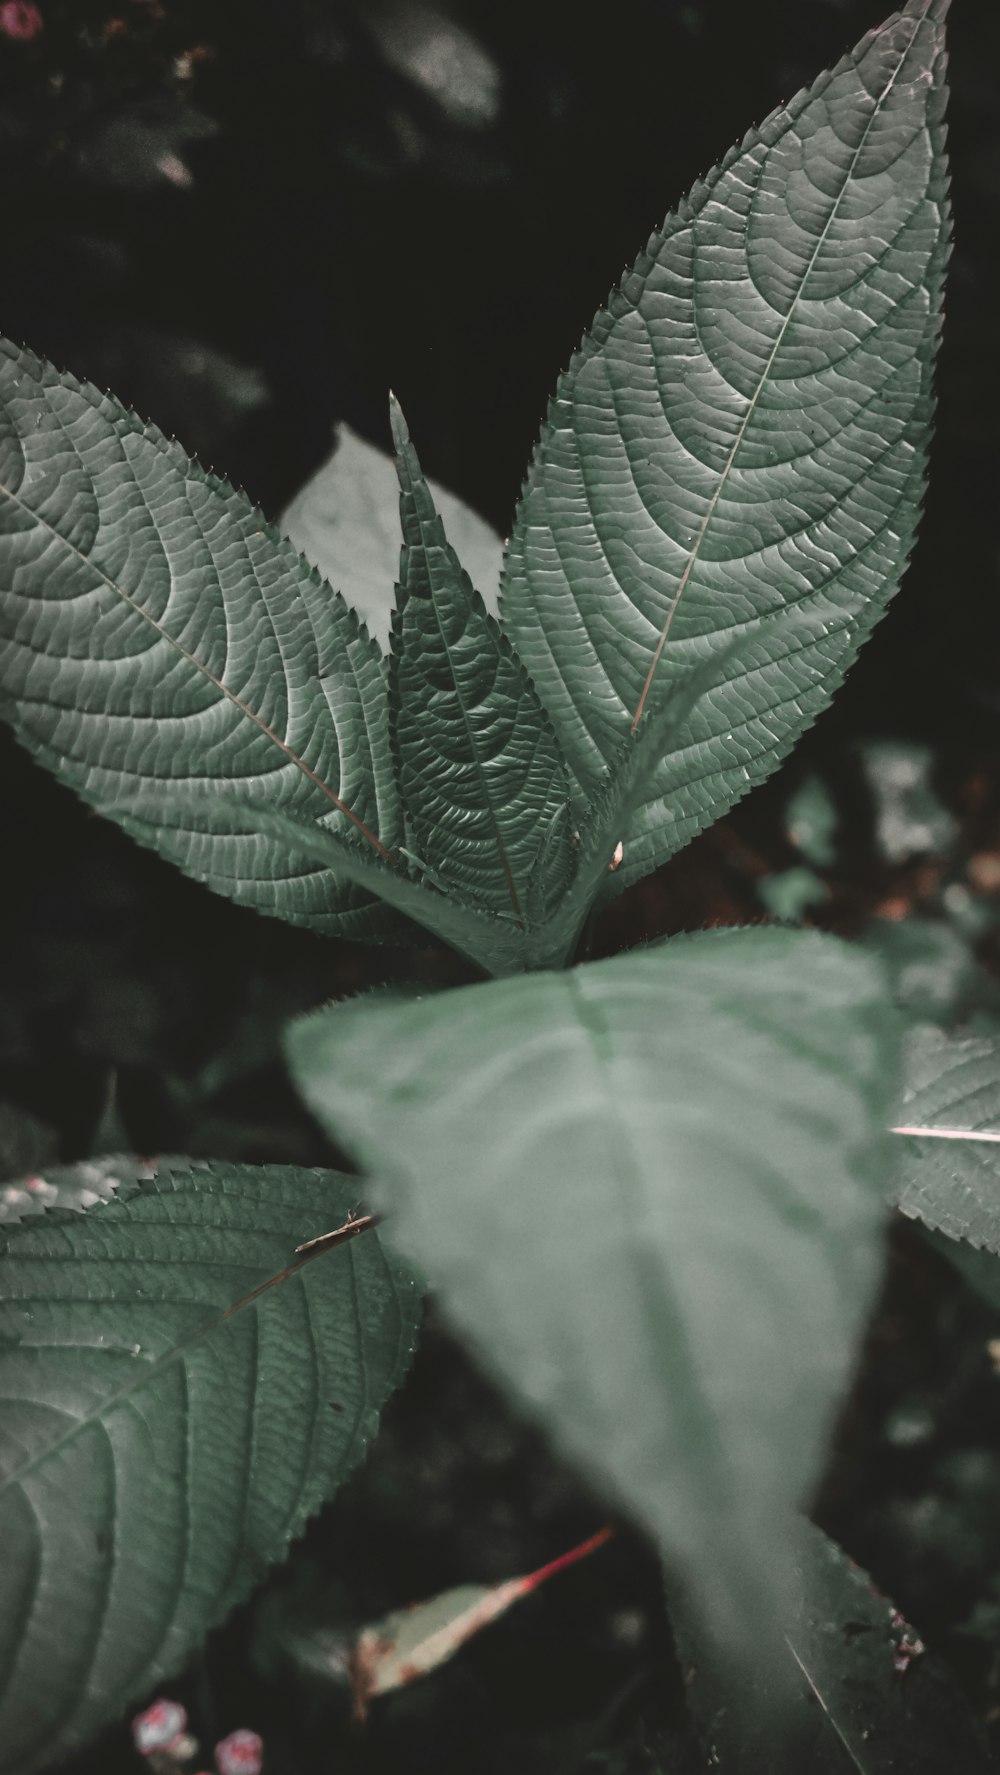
xmin=546 ymin=633 xmax=749 ymax=957
xmin=680 ymin=1519 xmax=992 ymax=1772
xmin=501 ymin=0 xmax=950 ymax=893
xmin=388 ymin=402 xmax=572 ymax=924
xmin=0 ymin=1158 xmax=419 ymax=1774
xmin=0 ymin=341 xmax=402 ymax=940
xmin=893 ymin=1026 xmax=1000 ymax=1248
xmin=286 ymin=926 xmax=898 ymax=1659
xmin=281 ymin=422 xmax=502 ymax=648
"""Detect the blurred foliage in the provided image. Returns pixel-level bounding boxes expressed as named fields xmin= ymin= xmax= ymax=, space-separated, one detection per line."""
xmin=2 ymin=1 xmax=1000 ymax=1770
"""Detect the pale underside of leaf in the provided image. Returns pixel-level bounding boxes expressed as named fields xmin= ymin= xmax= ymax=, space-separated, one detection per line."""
xmin=891 ymin=1025 xmax=1000 ymax=1250
xmin=0 ymin=1158 xmax=420 ymax=1775
xmin=280 ymin=422 xmax=503 ymax=649
xmin=388 ymin=401 xmax=573 ymax=924
xmin=500 ymin=0 xmax=950 ymax=895
xmin=0 ymin=341 xmax=402 ymax=939
xmin=285 ymin=924 xmax=898 ymax=1663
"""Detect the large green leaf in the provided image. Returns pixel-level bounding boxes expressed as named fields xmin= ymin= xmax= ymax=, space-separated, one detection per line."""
xmin=892 ymin=1025 xmax=1000 ymax=1250
xmin=0 ymin=341 xmax=402 ymax=941
xmin=388 ymin=401 xmax=573 ymax=925
xmin=285 ymin=925 xmax=898 ymax=1661
xmin=679 ymin=1519 xmax=992 ymax=1772
xmin=500 ymin=0 xmax=950 ymax=894
xmin=0 ymin=1157 xmax=419 ymax=1775
xmin=281 ymin=421 xmax=503 ymax=649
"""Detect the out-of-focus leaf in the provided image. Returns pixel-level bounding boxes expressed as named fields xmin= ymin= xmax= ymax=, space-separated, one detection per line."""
xmin=281 ymin=423 xmax=502 ymax=648
xmin=0 ymin=1152 xmax=149 ymax=1226
xmin=0 ymin=1103 xmax=59 ymax=1190
xmin=286 ymin=925 xmax=898 ymax=1665
xmin=858 ymin=739 xmax=957 ymax=863
xmin=757 ymin=866 xmax=829 ymax=923
xmin=74 ymin=96 xmax=218 ymax=191
xmin=862 ymin=916 xmax=987 ymax=1022
xmin=358 ymin=2 xmax=500 ymax=129
xmin=785 ymin=775 xmax=839 ymax=869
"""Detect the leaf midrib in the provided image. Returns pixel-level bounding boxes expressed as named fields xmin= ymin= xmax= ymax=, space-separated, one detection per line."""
xmin=563 ymin=972 xmax=740 ymax=1524
xmin=630 ymin=1 xmax=931 ymax=730
xmin=0 ymin=1232 xmax=373 ymax=1493
xmin=409 ymin=508 xmax=524 ymax=924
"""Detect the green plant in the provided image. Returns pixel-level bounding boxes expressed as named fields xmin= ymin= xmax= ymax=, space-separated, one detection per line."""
xmin=6 ymin=0 xmax=997 ymax=1767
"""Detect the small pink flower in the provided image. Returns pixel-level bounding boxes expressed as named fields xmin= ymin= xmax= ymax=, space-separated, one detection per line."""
xmin=0 ymin=3 xmax=43 ymax=42
xmin=215 ymin=1731 xmax=263 ymax=1775
xmin=132 ymin=1700 xmax=188 ymax=1756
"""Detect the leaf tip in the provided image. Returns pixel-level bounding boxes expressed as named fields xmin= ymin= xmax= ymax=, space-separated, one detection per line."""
xmin=388 ymin=391 xmax=410 ymax=456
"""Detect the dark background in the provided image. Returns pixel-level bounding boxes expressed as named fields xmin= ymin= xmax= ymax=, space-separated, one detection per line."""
xmin=1 ymin=3 xmax=1000 ymax=1771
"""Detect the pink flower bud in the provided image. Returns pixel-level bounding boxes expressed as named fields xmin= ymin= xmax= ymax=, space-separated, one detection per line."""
xmin=215 ymin=1731 xmax=263 ymax=1775
xmin=132 ymin=1700 xmax=188 ymax=1756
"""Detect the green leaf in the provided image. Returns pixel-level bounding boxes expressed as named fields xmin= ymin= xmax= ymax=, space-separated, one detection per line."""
xmin=285 ymin=925 xmax=898 ymax=1662
xmin=679 ymin=1518 xmax=992 ymax=1773
xmin=862 ymin=917 xmax=992 ymax=1024
xmin=544 ymin=631 xmax=750 ymax=956
xmin=281 ymin=421 xmax=503 ymax=649
xmin=893 ymin=1025 xmax=1000 ymax=1249
xmin=0 ymin=1156 xmax=420 ymax=1775
xmin=785 ymin=774 xmax=840 ymax=869
xmin=0 ymin=340 xmax=402 ymax=941
xmin=500 ymin=0 xmax=950 ymax=893
xmin=388 ymin=400 xmax=573 ymax=925
xmin=756 ymin=865 xmax=829 ymax=923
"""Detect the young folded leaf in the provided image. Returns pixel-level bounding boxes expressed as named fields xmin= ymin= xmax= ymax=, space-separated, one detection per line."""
xmin=389 ymin=399 xmax=574 ymax=925
xmin=501 ymin=0 xmax=950 ymax=895
xmin=285 ymin=925 xmax=899 ymax=1665
xmin=281 ymin=422 xmax=503 ymax=648
xmin=892 ymin=1026 xmax=1000 ymax=1250
xmin=0 ymin=1158 xmax=420 ymax=1775
xmin=0 ymin=340 xmax=401 ymax=939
